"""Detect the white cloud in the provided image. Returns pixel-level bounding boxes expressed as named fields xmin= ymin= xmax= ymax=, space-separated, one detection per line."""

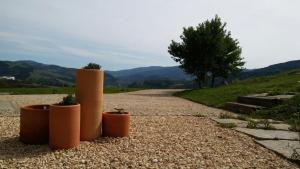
xmin=0 ymin=0 xmax=300 ymax=69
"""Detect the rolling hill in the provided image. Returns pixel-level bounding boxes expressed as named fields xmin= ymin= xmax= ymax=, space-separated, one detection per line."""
xmin=0 ymin=60 xmax=117 ymax=87
xmin=0 ymin=59 xmax=299 ymax=88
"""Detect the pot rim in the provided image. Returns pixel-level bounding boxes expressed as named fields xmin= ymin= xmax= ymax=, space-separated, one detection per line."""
xmin=103 ymin=112 xmax=130 ymax=116
xmin=50 ymin=103 xmax=80 ymax=108
xmin=77 ymin=68 xmax=103 ymax=72
xmin=21 ymin=104 xmax=50 ymax=111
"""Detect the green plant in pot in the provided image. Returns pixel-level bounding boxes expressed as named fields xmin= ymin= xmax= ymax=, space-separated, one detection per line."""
xmin=59 ymin=94 xmax=77 ymax=105
xmin=83 ymin=63 xmax=101 ymax=69
xmin=102 ymin=108 xmax=130 ymax=137
xmin=49 ymin=94 xmax=80 ymax=150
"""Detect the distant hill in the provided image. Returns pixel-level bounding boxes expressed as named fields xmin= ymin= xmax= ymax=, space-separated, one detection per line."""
xmin=0 ymin=60 xmax=117 ymax=87
xmin=107 ymin=66 xmax=193 ymax=87
xmin=0 ymin=59 xmax=299 ymax=88
xmin=239 ymin=60 xmax=300 ymax=79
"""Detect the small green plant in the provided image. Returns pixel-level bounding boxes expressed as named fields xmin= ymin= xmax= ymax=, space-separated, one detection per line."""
xmin=247 ymin=119 xmax=258 ymax=129
xmin=83 ymin=63 xmax=101 ymax=69
xmin=219 ymin=112 xmax=235 ymax=119
xmin=113 ymin=108 xmax=127 ymax=114
xmin=260 ymin=119 xmax=275 ymax=130
xmin=59 ymin=94 xmax=77 ymax=105
xmin=220 ymin=123 xmax=237 ymax=128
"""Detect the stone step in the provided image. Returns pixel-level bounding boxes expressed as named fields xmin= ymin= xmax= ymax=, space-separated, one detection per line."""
xmin=224 ymin=102 xmax=264 ymax=114
xmin=237 ymin=94 xmax=294 ymax=108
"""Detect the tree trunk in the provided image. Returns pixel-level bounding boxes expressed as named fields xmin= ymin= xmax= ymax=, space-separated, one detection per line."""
xmin=196 ymin=74 xmax=203 ymax=89
xmin=211 ymin=75 xmax=215 ymax=88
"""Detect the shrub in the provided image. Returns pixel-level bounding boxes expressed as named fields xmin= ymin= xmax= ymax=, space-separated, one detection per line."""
xmin=83 ymin=63 xmax=101 ymax=69
xmin=59 ymin=94 xmax=77 ymax=105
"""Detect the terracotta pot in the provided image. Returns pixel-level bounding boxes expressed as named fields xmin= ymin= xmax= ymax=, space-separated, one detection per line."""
xmin=20 ymin=104 xmax=49 ymax=144
xmin=76 ymin=69 xmax=104 ymax=141
xmin=102 ymin=112 xmax=130 ymax=137
xmin=49 ymin=104 xmax=80 ymax=150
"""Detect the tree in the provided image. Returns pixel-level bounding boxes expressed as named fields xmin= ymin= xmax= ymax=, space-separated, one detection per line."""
xmin=168 ymin=15 xmax=245 ymax=88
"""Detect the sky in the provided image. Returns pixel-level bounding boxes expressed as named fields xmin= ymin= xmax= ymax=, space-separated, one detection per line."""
xmin=0 ymin=0 xmax=299 ymax=70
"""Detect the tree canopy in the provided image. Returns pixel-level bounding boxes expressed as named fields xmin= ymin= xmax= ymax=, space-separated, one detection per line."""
xmin=168 ymin=15 xmax=245 ymax=87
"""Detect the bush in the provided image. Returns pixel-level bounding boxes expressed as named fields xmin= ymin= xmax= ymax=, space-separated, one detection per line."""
xmin=59 ymin=94 xmax=77 ymax=105
xmin=83 ymin=63 xmax=101 ymax=69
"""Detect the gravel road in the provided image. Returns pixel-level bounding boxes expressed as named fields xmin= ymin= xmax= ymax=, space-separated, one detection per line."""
xmin=0 ymin=89 xmax=298 ymax=168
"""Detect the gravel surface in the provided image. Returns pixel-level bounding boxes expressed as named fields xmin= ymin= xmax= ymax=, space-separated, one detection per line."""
xmin=0 ymin=89 xmax=298 ymax=168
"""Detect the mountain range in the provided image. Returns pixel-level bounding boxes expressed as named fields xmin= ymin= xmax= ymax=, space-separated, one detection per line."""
xmin=0 ymin=60 xmax=300 ymax=88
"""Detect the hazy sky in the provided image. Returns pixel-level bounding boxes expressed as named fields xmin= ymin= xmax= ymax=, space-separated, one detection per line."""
xmin=0 ymin=0 xmax=299 ymax=70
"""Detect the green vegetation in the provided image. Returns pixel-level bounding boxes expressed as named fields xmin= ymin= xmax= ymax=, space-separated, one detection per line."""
xmin=59 ymin=94 xmax=76 ymax=105
xmin=246 ymin=119 xmax=259 ymax=129
xmin=168 ymin=15 xmax=244 ymax=88
xmin=83 ymin=63 xmax=101 ymax=69
xmin=219 ymin=123 xmax=237 ymax=128
xmin=175 ymin=69 xmax=300 ymax=107
xmin=0 ymin=87 xmax=143 ymax=95
xmin=254 ymin=95 xmax=300 ymax=128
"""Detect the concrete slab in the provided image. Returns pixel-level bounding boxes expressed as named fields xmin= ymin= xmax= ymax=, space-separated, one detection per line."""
xmin=272 ymin=123 xmax=291 ymax=131
xmin=255 ymin=140 xmax=300 ymax=161
xmin=235 ymin=127 xmax=299 ymax=140
xmin=237 ymin=94 xmax=294 ymax=108
xmin=224 ymin=102 xmax=264 ymax=114
xmin=211 ymin=118 xmax=247 ymax=127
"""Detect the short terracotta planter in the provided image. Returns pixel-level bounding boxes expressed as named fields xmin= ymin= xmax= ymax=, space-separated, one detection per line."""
xmin=102 ymin=112 xmax=130 ymax=137
xmin=49 ymin=104 xmax=80 ymax=150
xmin=76 ymin=69 xmax=104 ymax=141
xmin=20 ymin=104 xmax=49 ymax=144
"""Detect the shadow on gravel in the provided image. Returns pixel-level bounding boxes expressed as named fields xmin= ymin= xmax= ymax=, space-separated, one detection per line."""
xmin=0 ymin=136 xmax=50 ymax=160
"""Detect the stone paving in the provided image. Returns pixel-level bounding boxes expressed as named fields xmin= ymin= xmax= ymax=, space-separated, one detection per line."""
xmin=212 ymin=116 xmax=300 ymax=161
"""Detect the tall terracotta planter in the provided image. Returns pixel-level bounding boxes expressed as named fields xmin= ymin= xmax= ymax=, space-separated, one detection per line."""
xmin=102 ymin=112 xmax=130 ymax=137
xmin=49 ymin=104 xmax=80 ymax=150
xmin=20 ymin=104 xmax=49 ymax=144
xmin=76 ymin=69 xmax=104 ymax=141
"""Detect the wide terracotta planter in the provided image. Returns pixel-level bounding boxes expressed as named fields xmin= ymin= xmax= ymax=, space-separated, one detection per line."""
xmin=49 ymin=104 xmax=80 ymax=150
xmin=76 ymin=69 xmax=104 ymax=141
xmin=102 ymin=112 xmax=130 ymax=137
xmin=20 ymin=104 xmax=49 ymax=144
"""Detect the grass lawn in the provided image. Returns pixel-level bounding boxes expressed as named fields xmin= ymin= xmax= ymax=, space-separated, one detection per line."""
xmin=0 ymin=87 xmax=144 ymax=95
xmin=175 ymin=69 xmax=300 ymax=108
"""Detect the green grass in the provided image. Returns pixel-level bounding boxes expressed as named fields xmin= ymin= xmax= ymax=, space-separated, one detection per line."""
xmin=175 ymin=69 xmax=300 ymax=108
xmin=0 ymin=87 xmax=144 ymax=95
